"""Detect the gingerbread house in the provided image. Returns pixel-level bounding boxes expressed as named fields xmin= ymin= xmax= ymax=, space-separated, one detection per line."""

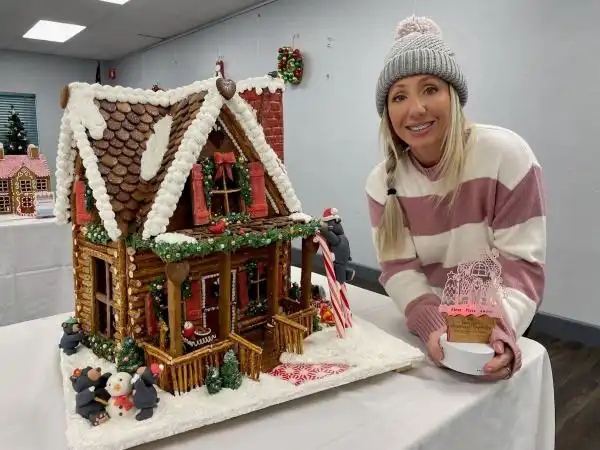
xmin=55 ymin=76 xmax=320 ymax=395
xmin=0 ymin=143 xmax=51 ymax=216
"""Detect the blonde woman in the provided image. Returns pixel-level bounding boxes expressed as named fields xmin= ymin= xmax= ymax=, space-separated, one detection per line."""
xmin=366 ymin=16 xmax=546 ymax=381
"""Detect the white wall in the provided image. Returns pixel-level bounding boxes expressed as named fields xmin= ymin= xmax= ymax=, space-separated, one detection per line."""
xmin=0 ymin=50 xmax=97 ymax=186
xmin=110 ymin=0 xmax=600 ymax=327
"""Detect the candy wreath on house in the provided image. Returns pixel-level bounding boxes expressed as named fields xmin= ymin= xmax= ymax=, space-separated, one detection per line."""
xmin=54 ymin=75 xmax=424 ymax=450
xmin=0 ymin=143 xmax=52 ymax=216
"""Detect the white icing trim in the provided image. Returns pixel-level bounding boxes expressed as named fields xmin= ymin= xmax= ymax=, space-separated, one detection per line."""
xmin=53 ymin=111 xmax=76 ymax=223
xmin=155 ymin=232 xmax=198 ymax=245
xmin=266 ymin=190 xmax=279 ymax=214
xmin=217 ymin=117 xmax=245 ymax=158
xmin=226 ymin=94 xmax=302 ymax=213
xmin=65 ymin=76 xmax=283 ymax=108
xmin=237 ymin=76 xmax=285 ymax=94
xmin=141 ymin=88 xmax=225 ymax=239
xmin=141 ymin=115 xmax=173 ymax=181
xmin=290 ymin=212 xmax=313 ymax=223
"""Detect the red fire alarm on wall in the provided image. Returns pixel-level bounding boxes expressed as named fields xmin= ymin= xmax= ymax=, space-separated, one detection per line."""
xmin=108 ymin=68 xmax=116 ymax=80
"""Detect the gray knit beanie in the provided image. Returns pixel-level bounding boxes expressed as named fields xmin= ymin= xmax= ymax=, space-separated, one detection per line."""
xmin=376 ymin=16 xmax=468 ymax=116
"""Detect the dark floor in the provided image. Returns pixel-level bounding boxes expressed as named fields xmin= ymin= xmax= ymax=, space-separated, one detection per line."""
xmin=335 ymin=270 xmax=600 ymax=450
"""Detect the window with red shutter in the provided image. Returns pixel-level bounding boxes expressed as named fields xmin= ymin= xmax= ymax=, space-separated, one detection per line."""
xmin=74 ymin=180 xmax=92 ymax=225
xmin=186 ymin=281 xmax=202 ymax=321
xmin=191 ymin=164 xmax=210 ymax=225
xmin=246 ymin=161 xmax=268 ymax=218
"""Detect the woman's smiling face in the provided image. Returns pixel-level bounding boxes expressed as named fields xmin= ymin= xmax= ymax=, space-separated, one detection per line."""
xmin=386 ymin=74 xmax=451 ymax=166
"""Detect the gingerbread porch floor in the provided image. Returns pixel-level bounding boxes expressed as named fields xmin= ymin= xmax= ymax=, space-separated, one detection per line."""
xmin=59 ymin=316 xmax=424 ymax=450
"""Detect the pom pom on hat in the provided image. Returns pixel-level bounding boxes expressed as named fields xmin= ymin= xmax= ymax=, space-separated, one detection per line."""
xmin=395 ymin=15 xmax=442 ymax=40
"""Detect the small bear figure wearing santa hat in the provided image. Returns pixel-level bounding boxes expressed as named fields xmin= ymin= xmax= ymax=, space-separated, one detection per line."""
xmin=319 ymin=207 xmax=355 ymax=285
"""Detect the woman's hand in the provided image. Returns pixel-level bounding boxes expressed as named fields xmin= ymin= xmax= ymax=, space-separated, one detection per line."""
xmin=481 ymin=340 xmax=515 ymax=381
xmin=426 ymin=327 xmax=447 ymax=366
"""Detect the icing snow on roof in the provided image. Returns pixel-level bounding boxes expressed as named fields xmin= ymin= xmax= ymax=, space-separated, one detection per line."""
xmin=54 ymin=76 xmax=303 ymax=242
xmin=0 ymin=154 xmax=50 ymax=179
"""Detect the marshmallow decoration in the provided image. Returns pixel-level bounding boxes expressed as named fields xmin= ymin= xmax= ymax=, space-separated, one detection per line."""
xmin=141 ymin=115 xmax=174 ymax=181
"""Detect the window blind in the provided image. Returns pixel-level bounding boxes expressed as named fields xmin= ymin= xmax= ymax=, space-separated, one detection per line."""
xmin=0 ymin=92 xmax=39 ymax=148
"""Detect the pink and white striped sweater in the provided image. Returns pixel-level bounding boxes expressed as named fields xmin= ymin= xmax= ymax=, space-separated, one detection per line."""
xmin=365 ymin=124 xmax=546 ymax=373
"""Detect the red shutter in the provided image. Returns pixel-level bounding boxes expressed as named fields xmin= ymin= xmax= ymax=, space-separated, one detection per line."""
xmin=146 ymin=293 xmax=158 ymax=336
xmin=237 ymin=269 xmax=249 ymax=309
xmin=74 ymin=180 xmax=92 ymax=225
xmin=186 ymin=281 xmax=202 ymax=321
xmin=246 ymin=162 xmax=268 ymax=218
xmin=191 ymin=164 xmax=210 ymax=225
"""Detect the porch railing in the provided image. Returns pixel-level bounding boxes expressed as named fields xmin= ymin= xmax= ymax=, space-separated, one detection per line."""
xmin=287 ymin=307 xmax=319 ymax=336
xmin=273 ymin=314 xmax=308 ymax=355
xmin=228 ymin=333 xmax=262 ymax=381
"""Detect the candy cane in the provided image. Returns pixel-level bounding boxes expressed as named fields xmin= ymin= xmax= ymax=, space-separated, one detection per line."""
xmin=313 ymin=233 xmax=351 ymax=337
xmin=340 ymin=282 xmax=352 ymax=327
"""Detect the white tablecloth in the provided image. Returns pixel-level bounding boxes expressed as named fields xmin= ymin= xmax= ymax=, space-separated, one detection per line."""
xmin=0 ymin=267 xmax=555 ymax=450
xmin=0 ymin=217 xmax=73 ymax=326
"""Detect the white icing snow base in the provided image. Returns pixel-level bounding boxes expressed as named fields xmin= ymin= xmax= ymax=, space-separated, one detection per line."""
xmin=59 ymin=316 xmax=424 ymax=450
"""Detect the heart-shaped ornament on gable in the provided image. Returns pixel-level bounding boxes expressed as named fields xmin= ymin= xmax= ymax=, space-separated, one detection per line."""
xmin=216 ymin=78 xmax=237 ymax=100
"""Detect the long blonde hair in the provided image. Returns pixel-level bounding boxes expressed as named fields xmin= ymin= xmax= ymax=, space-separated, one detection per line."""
xmin=375 ymin=86 xmax=474 ymax=259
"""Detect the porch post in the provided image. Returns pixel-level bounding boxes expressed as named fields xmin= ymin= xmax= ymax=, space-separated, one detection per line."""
xmin=219 ymin=252 xmax=232 ymax=338
xmin=300 ymin=237 xmax=316 ymax=309
xmin=267 ymin=242 xmax=281 ymax=320
xmin=165 ymin=261 xmax=190 ymax=357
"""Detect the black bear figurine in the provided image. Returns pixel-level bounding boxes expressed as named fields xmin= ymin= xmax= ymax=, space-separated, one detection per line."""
xmin=319 ymin=207 xmax=355 ymax=285
xmin=70 ymin=367 xmax=112 ymax=426
xmin=132 ymin=365 xmax=161 ymax=421
xmin=59 ymin=317 xmax=83 ymax=355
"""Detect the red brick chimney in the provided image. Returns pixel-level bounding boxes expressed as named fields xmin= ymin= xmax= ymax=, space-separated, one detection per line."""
xmin=240 ymin=89 xmax=284 ymax=162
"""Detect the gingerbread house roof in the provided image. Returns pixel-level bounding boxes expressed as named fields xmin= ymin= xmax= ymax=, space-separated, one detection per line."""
xmin=0 ymin=153 xmax=50 ymax=179
xmin=54 ymin=76 xmax=307 ymax=242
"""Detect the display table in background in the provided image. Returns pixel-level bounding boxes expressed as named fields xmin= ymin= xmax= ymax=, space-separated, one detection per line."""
xmin=0 ymin=268 xmax=555 ymax=450
xmin=0 ymin=217 xmax=73 ymax=326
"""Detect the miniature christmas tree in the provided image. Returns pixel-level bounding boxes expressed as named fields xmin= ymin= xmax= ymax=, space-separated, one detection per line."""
xmin=221 ymin=349 xmax=242 ymax=390
xmin=206 ymin=365 xmax=222 ymax=394
xmin=4 ymin=106 xmax=29 ymax=155
xmin=116 ymin=337 xmax=144 ymax=374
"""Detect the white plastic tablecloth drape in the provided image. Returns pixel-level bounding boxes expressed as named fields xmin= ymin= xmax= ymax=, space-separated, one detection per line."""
xmin=0 ymin=217 xmax=74 ymax=326
xmin=0 ymin=266 xmax=554 ymax=450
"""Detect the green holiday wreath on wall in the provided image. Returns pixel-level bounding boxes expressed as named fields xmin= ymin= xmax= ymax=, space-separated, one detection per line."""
xmin=277 ymin=46 xmax=303 ymax=85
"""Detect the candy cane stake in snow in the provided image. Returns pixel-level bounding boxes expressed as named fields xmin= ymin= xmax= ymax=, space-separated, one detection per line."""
xmin=313 ymin=233 xmax=352 ymax=337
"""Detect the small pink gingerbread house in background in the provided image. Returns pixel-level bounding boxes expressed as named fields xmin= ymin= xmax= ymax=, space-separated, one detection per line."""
xmin=0 ymin=143 xmax=52 ymax=216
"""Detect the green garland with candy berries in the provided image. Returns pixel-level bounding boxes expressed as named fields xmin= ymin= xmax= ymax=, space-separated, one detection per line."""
xmin=277 ymin=46 xmax=303 ymax=85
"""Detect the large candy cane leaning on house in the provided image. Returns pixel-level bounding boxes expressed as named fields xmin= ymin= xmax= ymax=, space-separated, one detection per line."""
xmin=313 ymin=233 xmax=352 ymax=337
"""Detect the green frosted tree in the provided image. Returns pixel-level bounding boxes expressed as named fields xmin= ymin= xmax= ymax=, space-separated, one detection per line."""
xmin=206 ymin=365 xmax=222 ymax=395
xmin=115 ymin=337 xmax=144 ymax=374
xmin=221 ymin=349 xmax=243 ymax=390
xmin=4 ymin=106 xmax=29 ymax=155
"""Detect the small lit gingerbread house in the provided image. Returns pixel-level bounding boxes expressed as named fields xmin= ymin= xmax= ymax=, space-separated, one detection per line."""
xmin=0 ymin=143 xmax=51 ymax=216
xmin=439 ymin=247 xmax=505 ymax=343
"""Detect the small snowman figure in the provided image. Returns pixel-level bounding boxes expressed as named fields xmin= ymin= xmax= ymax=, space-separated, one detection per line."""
xmin=105 ymin=372 xmax=134 ymax=419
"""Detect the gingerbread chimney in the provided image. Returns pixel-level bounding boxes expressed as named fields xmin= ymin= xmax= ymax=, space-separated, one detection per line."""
xmin=27 ymin=144 xmax=39 ymax=159
xmin=0 ymin=143 xmax=4 ymax=160
xmin=240 ymin=87 xmax=284 ymax=162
